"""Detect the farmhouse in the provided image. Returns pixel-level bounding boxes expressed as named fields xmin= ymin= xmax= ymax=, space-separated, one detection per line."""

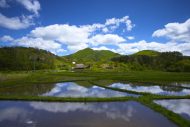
xmin=105 ymin=66 xmax=113 ymax=69
xmin=74 ymin=64 xmax=85 ymax=69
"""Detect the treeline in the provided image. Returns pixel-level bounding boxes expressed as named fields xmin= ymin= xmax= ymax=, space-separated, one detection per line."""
xmin=111 ymin=51 xmax=190 ymax=72
xmin=0 ymin=46 xmax=65 ymax=71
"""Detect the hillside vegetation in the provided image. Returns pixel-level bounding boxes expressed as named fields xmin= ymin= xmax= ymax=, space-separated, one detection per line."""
xmin=0 ymin=46 xmax=65 ymax=71
xmin=64 ymin=48 xmax=121 ymax=62
xmin=111 ymin=51 xmax=190 ymax=72
xmin=133 ymin=50 xmax=160 ymax=57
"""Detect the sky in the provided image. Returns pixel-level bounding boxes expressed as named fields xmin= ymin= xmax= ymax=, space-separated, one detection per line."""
xmin=0 ymin=0 xmax=190 ymax=56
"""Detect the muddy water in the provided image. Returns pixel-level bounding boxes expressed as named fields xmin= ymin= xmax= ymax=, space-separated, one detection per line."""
xmin=0 ymin=101 xmax=177 ymax=127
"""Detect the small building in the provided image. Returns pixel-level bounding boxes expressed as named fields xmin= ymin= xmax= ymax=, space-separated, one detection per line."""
xmin=105 ymin=66 xmax=113 ymax=69
xmin=61 ymin=64 xmax=67 ymax=66
xmin=86 ymin=65 xmax=91 ymax=69
xmin=74 ymin=64 xmax=85 ymax=69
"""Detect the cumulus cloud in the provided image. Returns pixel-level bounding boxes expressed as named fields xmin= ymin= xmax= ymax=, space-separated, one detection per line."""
xmin=0 ymin=0 xmax=10 ymax=8
xmin=1 ymin=35 xmax=13 ymax=42
xmin=117 ymin=40 xmax=190 ymax=55
xmin=30 ymin=24 xmax=91 ymax=45
xmin=27 ymin=16 xmax=135 ymax=52
xmin=57 ymin=49 xmax=67 ymax=53
xmin=16 ymin=0 xmax=41 ymax=16
xmin=152 ymin=18 xmax=190 ymax=43
xmin=13 ymin=37 xmax=61 ymax=52
xmin=67 ymin=43 xmax=88 ymax=52
xmin=0 ymin=13 xmax=34 ymax=30
xmin=105 ymin=16 xmax=135 ymax=31
xmin=89 ymin=34 xmax=126 ymax=46
xmin=29 ymin=23 xmax=127 ymax=52
xmin=127 ymin=36 xmax=134 ymax=40
xmin=102 ymin=27 xmax=109 ymax=33
xmin=92 ymin=46 xmax=117 ymax=53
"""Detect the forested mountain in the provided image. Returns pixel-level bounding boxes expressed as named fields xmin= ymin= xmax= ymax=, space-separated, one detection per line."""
xmin=111 ymin=50 xmax=190 ymax=72
xmin=63 ymin=48 xmax=121 ymax=62
xmin=0 ymin=46 xmax=65 ymax=71
xmin=132 ymin=50 xmax=160 ymax=57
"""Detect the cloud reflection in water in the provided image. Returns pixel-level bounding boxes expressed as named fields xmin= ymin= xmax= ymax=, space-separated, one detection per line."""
xmin=30 ymin=101 xmax=134 ymax=121
xmin=41 ymin=82 xmax=139 ymax=97
xmin=154 ymin=99 xmax=190 ymax=118
xmin=110 ymin=83 xmax=190 ymax=96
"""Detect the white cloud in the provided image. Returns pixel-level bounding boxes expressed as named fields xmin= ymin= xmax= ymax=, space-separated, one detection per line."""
xmin=29 ymin=23 xmax=127 ymax=52
xmin=30 ymin=24 xmax=91 ymax=45
xmin=126 ymin=20 xmax=135 ymax=31
xmin=57 ymin=49 xmax=67 ymax=52
xmin=117 ymin=40 xmax=190 ymax=55
xmin=0 ymin=0 xmax=10 ymax=8
xmin=105 ymin=16 xmax=135 ymax=31
xmin=152 ymin=18 xmax=190 ymax=43
xmin=13 ymin=37 xmax=61 ymax=52
xmin=1 ymin=35 xmax=13 ymax=42
xmin=67 ymin=43 xmax=88 ymax=52
xmin=89 ymin=34 xmax=126 ymax=46
xmin=0 ymin=13 xmax=34 ymax=30
xmin=102 ymin=27 xmax=108 ymax=33
xmin=16 ymin=0 xmax=41 ymax=16
xmin=127 ymin=36 xmax=134 ymax=40
xmin=92 ymin=46 xmax=117 ymax=53
xmin=24 ymin=16 xmax=135 ymax=52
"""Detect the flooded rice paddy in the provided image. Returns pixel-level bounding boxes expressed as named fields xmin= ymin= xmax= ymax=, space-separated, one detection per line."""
xmin=94 ymin=80 xmax=190 ymax=96
xmin=0 ymin=81 xmax=139 ymax=97
xmin=154 ymin=99 xmax=190 ymax=121
xmin=0 ymin=101 xmax=177 ymax=127
xmin=170 ymin=82 xmax=190 ymax=88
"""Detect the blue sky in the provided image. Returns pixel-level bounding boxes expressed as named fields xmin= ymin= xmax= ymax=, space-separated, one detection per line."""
xmin=0 ymin=0 xmax=190 ymax=56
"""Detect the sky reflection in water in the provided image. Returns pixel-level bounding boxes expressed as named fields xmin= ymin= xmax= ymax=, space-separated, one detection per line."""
xmin=41 ymin=82 xmax=139 ymax=97
xmin=109 ymin=83 xmax=190 ymax=96
xmin=0 ymin=101 xmax=177 ymax=127
xmin=170 ymin=82 xmax=190 ymax=88
xmin=154 ymin=99 xmax=190 ymax=121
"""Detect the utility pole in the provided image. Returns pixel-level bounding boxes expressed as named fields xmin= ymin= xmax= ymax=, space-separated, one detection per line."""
xmin=34 ymin=57 xmax=35 ymax=74
xmin=33 ymin=55 xmax=38 ymax=74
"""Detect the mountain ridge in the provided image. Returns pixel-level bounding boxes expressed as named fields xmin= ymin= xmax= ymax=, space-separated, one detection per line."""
xmin=63 ymin=48 xmax=121 ymax=61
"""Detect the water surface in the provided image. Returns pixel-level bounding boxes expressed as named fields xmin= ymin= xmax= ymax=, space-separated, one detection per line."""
xmin=108 ymin=82 xmax=190 ymax=96
xmin=0 ymin=101 xmax=177 ymax=127
xmin=170 ymin=82 xmax=190 ymax=88
xmin=0 ymin=81 xmax=139 ymax=97
xmin=154 ymin=99 xmax=190 ymax=121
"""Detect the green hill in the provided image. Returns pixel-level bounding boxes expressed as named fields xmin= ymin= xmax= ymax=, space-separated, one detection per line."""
xmin=132 ymin=50 xmax=161 ymax=57
xmin=63 ymin=48 xmax=121 ymax=61
xmin=0 ymin=46 xmax=66 ymax=71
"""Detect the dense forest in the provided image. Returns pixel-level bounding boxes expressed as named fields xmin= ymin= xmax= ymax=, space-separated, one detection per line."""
xmin=64 ymin=48 xmax=121 ymax=62
xmin=111 ymin=51 xmax=190 ymax=72
xmin=0 ymin=46 xmax=65 ymax=71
